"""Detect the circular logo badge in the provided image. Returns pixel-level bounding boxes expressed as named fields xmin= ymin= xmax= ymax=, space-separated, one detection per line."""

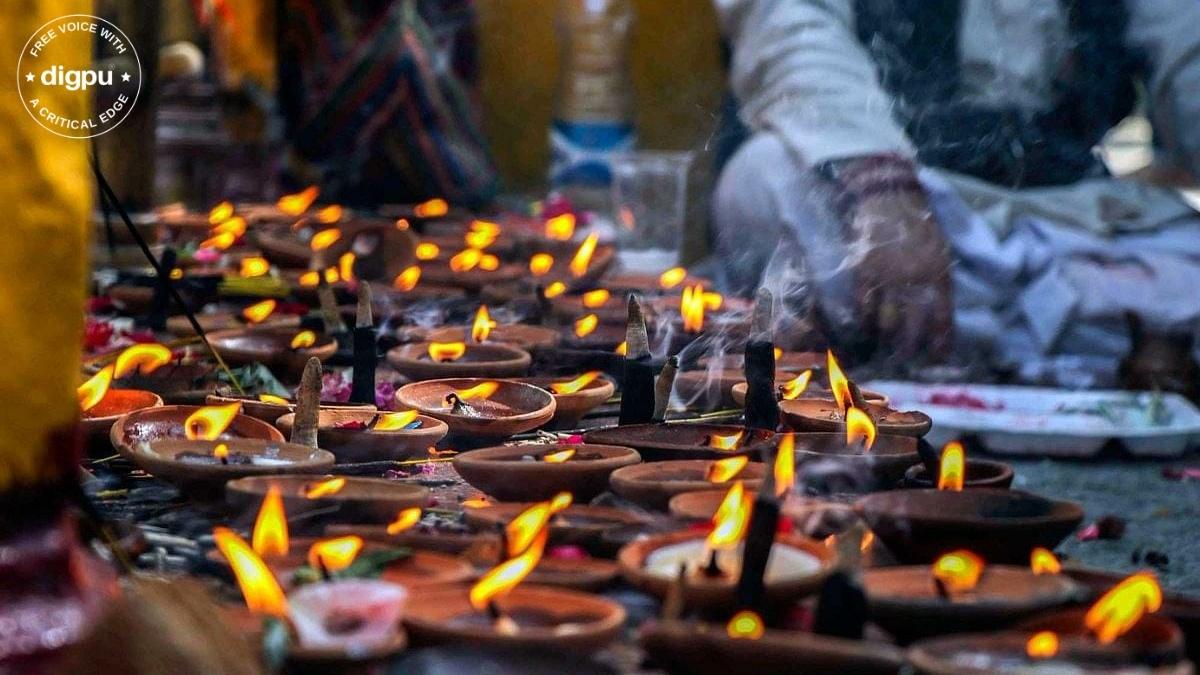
xmin=17 ymin=14 xmax=141 ymax=139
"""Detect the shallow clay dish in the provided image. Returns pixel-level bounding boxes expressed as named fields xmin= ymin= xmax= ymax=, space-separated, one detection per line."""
xmin=453 ymin=443 xmax=640 ymax=502
xmin=274 ymin=409 xmax=448 ymax=462
xmin=225 ymin=474 xmax=429 ymax=525
xmin=425 ymin=325 xmax=562 ymax=352
xmin=386 ymin=342 xmax=531 ymax=381
xmin=110 ymin=404 xmax=285 ymax=458
xmin=730 ymin=381 xmax=889 ymax=407
xmin=514 ymin=375 xmax=616 ymax=429
xmin=583 ymin=423 xmax=774 ymax=462
xmin=608 ymin=459 xmax=765 ymax=511
xmin=165 ymin=312 xmax=298 ymax=337
xmin=903 ymin=459 xmax=1014 ymax=489
xmin=789 ymin=432 xmax=923 ymax=492
xmin=667 ymin=488 xmax=762 ymax=521
xmin=325 ymin=523 xmax=497 ymax=556
xmin=674 ymin=369 xmax=796 ymax=410
xmin=123 ymin=438 xmax=334 ymax=497
xmin=403 ymin=584 xmax=625 ymax=653
xmin=81 ymin=389 xmax=163 ymax=453
xmin=208 ymin=326 xmax=338 ymax=380
xmin=417 ymin=262 xmax=527 ymax=291
xmin=780 ymin=398 xmax=932 ymax=437
xmin=464 ymin=502 xmax=648 ymax=548
xmin=394 ymin=378 xmax=556 ymax=439
xmin=205 ymin=393 xmax=375 ymax=424
xmin=855 ymin=489 xmax=1084 ymax=564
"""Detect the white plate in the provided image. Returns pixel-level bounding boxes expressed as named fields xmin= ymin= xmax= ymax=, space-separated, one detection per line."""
xmin=865 ymin=381 xmax=1200 ymax=458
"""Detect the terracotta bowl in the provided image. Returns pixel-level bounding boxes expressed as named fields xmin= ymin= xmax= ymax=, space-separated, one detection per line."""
xmin=602 ymin=271 xmax=709 ymax=297
xmin=618 ymin=530 xmax=837 ymax=611
xmin=386 ymin=342 xmax=532 ymax=381
xmin=110 ymin=404 xmax=285 ymax=458
xmin=674 ymin=369 xmax=797 ymax=410
xmin=225 ymin=474 xmax=429 ymax=525
xmin=164 ymin=312 xmax=298 ymax=337
xmin=208 ymin=327 xmax=339 ymax=380
xmin=453 ymin=443 xmax=640 ymax=502
xmin=862 ymin=565 xmax=1085 ymax=642
xmin=903 ymin=459 xmax=1014 ymax=489
xmin=113 ymin=363 xmax=216 ymax=402
xmin=790 ymin=432 xmax=922 ymax=491
xmin=204 ymin=394 xmax=375 ymax=424
xmin=403 ymin=584 xmax=625 ymax=653
xmin=425 ymin=325 xmax=562 ymax=351
xmin=81 ymin=389 xmax=163 ymax=453
xmin=274 ymin=409 xmax=448 ymax=462
xmin=583 ymin=423 xmax=774 ymax=462
xmin=609 ymin=460 xmax=765 ymax=511
xmin=730 ymin=381 xmax=889 ymax=408
xmin=520 ymin=558 xmax=620 ymax=592
xmin=667 ymin=488 xmax=760 ymax=521
xmin=394 ymin=378 xmax=556 ymax=439
xmin=513 ymin=375 xmax=616 ymax=429
xmin=122 ymin=438 xmax=334 ymax=497
xmin=221 ymin=602 xmax=409 ymax=671
xmin=547 ymin=294 xmax=628 ymax=324
xmin=326 ymin=523 xmax=498 ymax=557
xmin=562 ymin=322 xmax=628 ymax=351
xmin=855 ymin=489 xmax=1085 ymax=564
xmin=780 ymin=399 xmax=932 ymax=437
xmin=640 ymin=619 xmax=906 ymax=675
xmin=463 ymin=502 xmax=649 ymax=548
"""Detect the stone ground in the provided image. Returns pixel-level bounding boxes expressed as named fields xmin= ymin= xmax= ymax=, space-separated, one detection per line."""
xmin=1007 ymin=454 xmax=1200 ymax=593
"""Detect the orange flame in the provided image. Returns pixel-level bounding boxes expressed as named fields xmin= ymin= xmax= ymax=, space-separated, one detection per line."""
xmin=703 ymin=291 xmax=724 ymax=311
xmin=200 ymin=231 xmax=236 ymax=251
xmin=449 ymin=248 xmax=483 ymax=273
xmin=463 ymin=497 xmax=491 ymax=508
xmin=310 ymin=228 xmax=342 ymax=252
xmin=472 ymin=305 xmax=496 ymax=342
xmin=779 ymin=370 xmax=812 ymax=400
xmin=258 ymin=394 xmax=289 ymax=406
xmin=938 ymin=441 xmax=966 ymax=491
xmin=183 ymin=402 xmax=242 ymax=440
xmin=78 ymin=366 xmax=114 ymax=412
xmin=845 ymin=407 xmax=876 ymax=450
xmin=774 ymin=347 xmax=783 ymax=360
xmin=615 ymin=341 xmax=628 ymax=356
xmin=706 ymin=456 xmax=748 ymax=483
xmin=569 ymin=233 xmax=599 ymax=277
xmin=429 ymin=341 xmax=467 ymax=362
xmin=529 ymin=253 xmax=554 ymax=276
xmin=470 ymin=219 xmax=501 ymax=236
xmin=1085 ymin=572 xmax=1163 ymax=644
xmin=277 ymin=186 xmax=319 ymax=216
xmin=455 ymin=381 xmax=500 ymax=401
xmin=545 ymin=213 xmax=576 ymax=241
xmin=170 ymin=268 xmax=184 ymax=280
xmin=386 ymin=507 xmax=422 ymax=535
xmin=290 ymin=330 xmax=317 ymax=350
xmin=396 ymin=218 xmax=411 ymax=230
xmin=252 ymin=485 xmax=289 ymax=558
xmin=304 ymin=477 xmax=346 ymax=499
xmin=415 ymin=242 xmax=440 ymax=260
xmin=213 ymin=527 xmax=288 ymax=617
xmin=414 ymin=198 xmax=449 ymax=218
xmin=542 ymin=448 xmax=576 ymax=463
xmin=707 ymin=481 xmax=752 ymax=550
xmin=574 ymin=313 xmax=599 ymax=338
xmin=479 ymin=254 xmax=500 ymax=271
xmin=550 ymin=371 xmax=602 ymax=395
xmin=681 ymin=284 xmax=706 ymax=333
xmin=708 ymin=431 xmax=744 ymax=450
xmin=775 ymin=433 xmax=795 ymax=496
xmin=827 ymin=350 xmax=852 ymax=413
xmin=239 ymin=256 xmax=270 ymax=278
xmin=324 ymin=267 xmax=340 ymax=284
xmin=659 ymin=267 xmax=687 ymax=289
xmin=338 ymin=252 xmax=356 ymax=282
xmin=113 ymin=343 xmax=172 ymax=379
xmin=208 ymin=201 xmax=234 ymax=224
xmin=726 ymin=610 xmax=765 ymax=640
xmin=213 ymin=443 xmax=229 ymax=460
xmin=375 ymin=410 xmax=420 ymax=431
xmin=307 ymin=536 xmax=363 ymax=573
xmin=465 ymin=223 xmax=499 ymax=249
xmin=242 ymin=299 xmax=277 ymax=324
xmin=298 ymin=271 xmax=320 ymax=287
xmin=1026 ymin=631 xmax=1059 ymax=659
xmin=543 ymin=281 xmax=567 ymax=299
xmin=1031 ymin=548 xmax=1062 ymax=575
xmin=394 ymin=265 xmax=421 ymax=291
xmin=582 ymin=289 xmax=611 ymax=308
xmin=504 ymin=495 xmax=569 ymax=558
xmin=211 ymin=217 xmax=247 ymax=238
xmin=315 ymin=204 xmax=343 ymax=224
xmin=470 ymin=529 xmax=548 ymax=610
xmin=932 ymin=550 xmax=985 ymax=593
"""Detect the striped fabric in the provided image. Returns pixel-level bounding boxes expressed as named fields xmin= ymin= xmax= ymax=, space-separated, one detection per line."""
xmin=280 ymin=0 xmax=496 ymax=207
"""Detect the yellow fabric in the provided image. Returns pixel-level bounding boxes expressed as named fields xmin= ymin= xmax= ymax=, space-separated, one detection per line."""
xmin=214 ymin=0 xmax=275 ymax=90
xmin=0 ymin=0 xmax=92 ymax=489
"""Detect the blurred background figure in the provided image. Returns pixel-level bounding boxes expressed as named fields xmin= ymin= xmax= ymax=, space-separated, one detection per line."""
xmin=713 ymin=0 xmax=1200 ymax=381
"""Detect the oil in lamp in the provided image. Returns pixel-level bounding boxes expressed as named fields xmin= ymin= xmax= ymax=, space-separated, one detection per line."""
xmin=779 ymin=351 xmax=932 ymax=437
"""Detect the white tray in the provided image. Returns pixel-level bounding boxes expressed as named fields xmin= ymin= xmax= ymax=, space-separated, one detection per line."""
xmin=865 ymin=381 xmax=1200 ymax=458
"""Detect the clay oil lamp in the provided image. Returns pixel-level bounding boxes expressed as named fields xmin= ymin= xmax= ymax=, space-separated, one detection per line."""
xmin=402 ymin=513 xmax=626 ymax=652
xmin=209 ymin=326 xmax=338 ymax=382
xmin=78 ymin=346 xmax=168 ymax=452
xmin=423 ymin=304 xmax=562 ymax=352
xmin=603 ymin=266 xmax=709 ymax=297
xmin=909 ymin=573 xmax=1188 ymax=674
xmin=609 ymin=457 xmax=766 ymax=511
xmin=394 ymin=378 xmax=555 ymax=440
xmin=226 ymin=475 xmax=429 ymax=526
xmin=584 ymin=423 xmax=774 ymax=461
xmin=648 ymin=284 xmax=750 ymax=354
xmin=464 ymin=499 xmax=650 ymax=551
xmin=112 ymin=403 xmax=334 ymax=497
xmin=781 ymin=350 xmax=930 ymax=436
xmin=380 ymin=197 xmax=470 ymax=228
xmin=326 ymin=507 xmax=500 ymax=557
xmin=418 ymin=245 xmax=525 ymax=291
xmin=274 ymin=409 xmax=448 ymax=463
xmin=164 ymin=298 xmax=300 ymax=337
xmin=787 ymin=410 xmax=925 ymax=491
xmin=515 ymin=371 xmax=616 ymax=429
xmin=855 ymin=487 xmax=1084 ymax=564
xmin=618 ymin=479 xmax=836 ymax=611
xmin=675 ymin=366 xmax=799 ymax=411
xmin=547 ymin=287 xmax=629 ymax=325
xmin=560 ymin=309 xmax=628 ymax=351
xmin=453 ymin=443 xmax=640 ymax=502
xmin=903 ymin=440 xmax=1014 ymax=489
xmin=524 ymin=232 xmax=616 ymax=290
xmin=861 ymin=549 xmax=1084 ymax=642
xmin=204 ymin=393 xmax=374 ymax=424
xmin=386 ymin=338 xmax=531 ymax=381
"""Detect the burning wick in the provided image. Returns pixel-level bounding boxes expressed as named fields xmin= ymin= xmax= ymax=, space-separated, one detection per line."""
xmin=778 ymin=370 xmax=812 ymax=401
xmin=213 ymin=527 xmax=288 ymax=617
xmin=428 ymin=341 xmax=467 ymax=362
xmin=569 ymin=233 xmax=599 ymax=277
xmin=242 ymin=299 xmax=277 ymax=324
xmin=372 ymin=410 xmax=419 ymax=431
xmin=394 ymin=265 xmax=421 ymax=291
xmin=414 ymin=198 xmax=449 ymax=218
xmin=703 ymin=481 xmax=752 ymax=577
xmin=844 ymin=407 xmax=876 ymax=450
xmin=209 ymin=201 xmax=234 ymax=224
xmin=386 ymin=507 xmax=422 ymax=535
xmin=1031 ymin=547 xmax=1061 ymax=575
xmin=543 ymin=281 xmax=567 ymax=299
xmin=931 ymin=550 xmax=985 ymax=597
xmin=307 ymin=536 xmax=363 ymax=576
xmin=471 ymin=305 xmax=495 ymax=343
xmin=113 ymin=343 xmax=173 ymax=379
xmin=213 ymin=443 xmax=230 ymax=465
xmin=310 ymin=228 xmax=342 ymax=252
xmin=938 ymin=441 xmax=965 ymax=491
xmin=1085 ymin=572 xmax=1162 ymax=644
xmin=542 ymin=448 xmax=575 ymax=463
xmin=277 ymin=185 xmax=319 ymax=216
xmin=290 ymin=330 xmax=317 ymax=350
xmin=706 ymin=456 xmax=748 ymax=483
xmin=240 ymin=256 xmax=270 ymax=278
xmin=774 ymin=433 xmax=795 ymax=497
xmin=680 ymin=284 xmax=706 ymax=333
xmin=550 ymin=371 xmax=602 ymax=395
xmin=252 ymin=485 xmax=289 ymax=558
xmin=78 ymin=365 xmax=114 ymax=412
xmin=545 ymin=213 xmax=575 ymax=241
xmin=706 ymin=431 xmax=744 ymax=451
xmin=183 ymin=403 xmax=241 ymax=441
xmin=316 ymin=204 xmax=343 ymax=223
xmin=826 ymin=350 xmax=852 ymax=414
xmin=581 ymin=289 xmax=610 ymax=308
xmin=659 ymin=266 xmax=687 ymax=289
xmin=726 ymin=610 xmax=765 ymax=640
xmin=258 ymin=394 xmax=290 ymax=406
xmin=529 ymin=253 xmax=554 ymax=276
xmin=304 ymin=477 xmax=346 ymax=499
xmin=573 ymin=313 xmax=600 ymax=338
xmin=1026 ymin=631 xmax=1059 ymax=659
xmin=415 ymin=242 xmax=440 ymax=260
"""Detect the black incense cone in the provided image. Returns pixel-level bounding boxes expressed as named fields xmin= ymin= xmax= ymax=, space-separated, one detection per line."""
xmin=915 ymin=437 xmax=941 ymax=476
xmin=734 ymin=465 xmax=779 ymax=614
xmin=619 ymin=294 xmax=656 ymax=426
xmin=813 ymin=570 xmax=867 ymax=639
xmin=350 ymin=283 xmax=377 ymax=404
xmin=744 ymin=289 xmax=779 ymax=431
xmin=146 ymin=248 xmax=176 ymax=331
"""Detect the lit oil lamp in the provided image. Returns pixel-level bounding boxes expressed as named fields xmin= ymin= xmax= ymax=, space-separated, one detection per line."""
xmin=452 ymin=443 xmax=640 ymax=502
xmin=602 ymin=266 xmax=709 ymax=297
xmin=79 ymin=353 xmax=165 ymax=452
xmin=395 ymin=378 xmax=556 ymax=440
xmin=423 ymin=304 xmax=562 ymax=351
xmin=208 ymin=326 xmax=338 ymax=382
xmin=903 ymin=440 xmax=1015 ymax=489
xmin=418 ymin=244 xmax=524 ymax=290
xmin=585 ymin=423 xmax=775 ymax=462
xmin=273 ymin=408 xmax=448 ymax=462
xmin=225 ymin=473 xmax=429 ymax=529
xmin=609 ymin=459 xmax=766 ymax=511
xmin=513 ymin=371 xmax=616 ymax=429
xmin=386 ymin=336 xmax=532 ymax=381
xmin=675 ymin=365 xmax=802 ymax=411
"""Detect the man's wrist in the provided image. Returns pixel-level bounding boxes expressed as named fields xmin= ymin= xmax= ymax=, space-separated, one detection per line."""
xmin=816 ymin=154 xmax=925 ymax=217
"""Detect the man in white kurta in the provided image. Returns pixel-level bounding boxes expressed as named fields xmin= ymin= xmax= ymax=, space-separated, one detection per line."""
xmin=713 ymin=0 xmax=1200 ymax=380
